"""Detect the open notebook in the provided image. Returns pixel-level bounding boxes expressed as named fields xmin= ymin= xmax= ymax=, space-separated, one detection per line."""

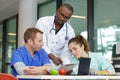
xmin=78 ymin=57 xmax=91 ymax=75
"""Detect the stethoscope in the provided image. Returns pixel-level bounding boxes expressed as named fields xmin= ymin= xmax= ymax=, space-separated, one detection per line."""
xmin=49 ymin=23 xmax=69 ymax=40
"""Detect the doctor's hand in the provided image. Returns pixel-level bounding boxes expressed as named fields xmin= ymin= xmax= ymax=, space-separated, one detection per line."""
xmin=48 ymin=53 xmax=63 ymax=66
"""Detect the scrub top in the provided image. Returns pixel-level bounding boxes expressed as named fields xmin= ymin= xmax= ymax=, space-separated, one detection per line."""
xmin=11 ymin=46 xmax=50 ymax=80
xmin=71 ymin=52 xmax=115 ymax=75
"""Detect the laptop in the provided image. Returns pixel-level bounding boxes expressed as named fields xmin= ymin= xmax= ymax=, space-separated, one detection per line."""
xmin=78 ymin=57 xmax=91 ymax=75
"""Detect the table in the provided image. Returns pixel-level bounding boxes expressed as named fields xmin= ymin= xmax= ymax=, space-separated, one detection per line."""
xmin=17 ymin=75 xmax=120 ymax=80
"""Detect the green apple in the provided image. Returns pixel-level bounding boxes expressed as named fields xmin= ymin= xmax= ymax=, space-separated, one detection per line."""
xmin=50 ymin=69 xmax=59 ymax=75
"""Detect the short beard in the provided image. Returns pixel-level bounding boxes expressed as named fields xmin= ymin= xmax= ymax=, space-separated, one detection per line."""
xmin=55 ymin=16 xmax=64 ymax=27
xmin=57 ymin=20 xmax=64 ymax=27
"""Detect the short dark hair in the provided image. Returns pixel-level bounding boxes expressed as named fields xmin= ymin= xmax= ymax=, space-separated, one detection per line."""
xmin=60 ymin=3 xmax=74 ymax=13
xmin=24 ymin=27 xmax=43 ymax=43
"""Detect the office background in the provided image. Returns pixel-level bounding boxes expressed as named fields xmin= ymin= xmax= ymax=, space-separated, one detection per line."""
xmin=0 ymin=0 xmax=120 ymax=73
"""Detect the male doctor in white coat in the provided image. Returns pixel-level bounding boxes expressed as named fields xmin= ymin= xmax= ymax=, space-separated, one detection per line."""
xmin=35 ymin=3 xmax=75 ymax=67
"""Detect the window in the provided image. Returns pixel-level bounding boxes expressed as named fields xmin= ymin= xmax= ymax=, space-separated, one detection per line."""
xmin=94 ymin=0 xmax=120 ymax=61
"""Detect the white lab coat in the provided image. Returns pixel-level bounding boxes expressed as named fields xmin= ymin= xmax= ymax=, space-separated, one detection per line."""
xmin=35 ymin=15 xmax=75 ymax=66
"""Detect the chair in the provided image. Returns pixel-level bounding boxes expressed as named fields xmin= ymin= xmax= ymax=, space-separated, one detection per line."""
xmin=0 ymin=73 xmax=18 ymax=80
xmin=112 ymin=43 xmax=120 ymax=73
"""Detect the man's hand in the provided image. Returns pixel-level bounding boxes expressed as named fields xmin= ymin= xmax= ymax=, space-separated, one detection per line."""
xmin=24 ymin=66 xmax=51 ymax=75
xmin=48 ymin=53 xmax=62 ymax=66
xmin=24 ymin=66 xmax=40 ymax=75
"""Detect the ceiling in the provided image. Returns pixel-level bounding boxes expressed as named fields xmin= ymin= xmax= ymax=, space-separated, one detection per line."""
xmin=1 ymin=0 xmax=120 ymax=28
xmin=0 ymin=0 xmax=47 ymax=22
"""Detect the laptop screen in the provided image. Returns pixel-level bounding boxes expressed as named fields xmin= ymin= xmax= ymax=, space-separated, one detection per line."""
xmin=77 ymin=57 xmax=91 ymax=75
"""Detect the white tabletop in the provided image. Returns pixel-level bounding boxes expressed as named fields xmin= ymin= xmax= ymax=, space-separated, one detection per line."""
xmin=17 ymin=75 xmax=120 ymax=80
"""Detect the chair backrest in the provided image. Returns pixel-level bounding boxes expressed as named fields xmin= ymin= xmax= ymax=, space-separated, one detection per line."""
xmin=112 ymin=43 xmax=120 ymax=73
xmin=112 ymin=43 xmax=120 ymax=57
xmin=0 ymin=73 xmax=18 ymax=80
